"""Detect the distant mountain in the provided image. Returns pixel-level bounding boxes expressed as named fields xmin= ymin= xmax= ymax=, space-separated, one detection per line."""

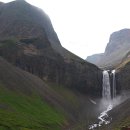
xmin=86 ymin=29 xmax=130 ymax=68
xmin=87 ymin=53 xmax=104 ymax=65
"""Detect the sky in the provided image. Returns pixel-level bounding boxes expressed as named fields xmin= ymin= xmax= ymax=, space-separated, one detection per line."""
xmin=1 ymin=0 xmax=130 ymax=59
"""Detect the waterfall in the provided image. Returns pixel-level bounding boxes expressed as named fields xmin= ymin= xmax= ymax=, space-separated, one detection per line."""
xmin=112 ymin=70 xmax=116 ymax=98
xmin=89 ymin=70 xmax=113 ymax=130
xmin=102 ymin=70 xmax=116 ymax=99
xmin=102 ymin=70 xmax=111 ymax=101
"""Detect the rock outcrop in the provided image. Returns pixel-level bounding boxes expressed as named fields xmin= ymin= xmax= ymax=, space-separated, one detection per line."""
xmin=0 ymin=0 xmax=102 ymax=96
xmin=116 ymin=61 xmax=130 ymax=92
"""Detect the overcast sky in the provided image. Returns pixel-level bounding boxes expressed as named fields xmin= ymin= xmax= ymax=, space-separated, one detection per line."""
xmin=1 ymin=0 xmax=130 ymax=59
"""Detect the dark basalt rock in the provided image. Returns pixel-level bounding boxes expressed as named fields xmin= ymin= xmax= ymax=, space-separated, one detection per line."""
xmin=116 ymin=62 xmax=130 ymax=92
xmin=0 ymin=38 xmax=102 ymax=97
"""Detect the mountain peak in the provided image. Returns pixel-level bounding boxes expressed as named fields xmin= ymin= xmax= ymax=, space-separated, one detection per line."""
xmin=106 ymin=28 xmax=130 ymax=54
xmin=0 ymin=0 xmax=61 ymax=45
xmin=109 ymin=28 xmax=130 ymax=42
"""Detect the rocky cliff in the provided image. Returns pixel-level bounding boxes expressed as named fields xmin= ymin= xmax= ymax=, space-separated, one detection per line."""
xmin=86 ymin=29 xmax=130 ymax=69
xmin=0 ymin=0 xmax=102 ymax=96
xmin=116 ymin=60 xmax=130 ymax=93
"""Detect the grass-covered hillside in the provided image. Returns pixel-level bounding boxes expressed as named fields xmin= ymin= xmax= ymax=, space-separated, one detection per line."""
xmin=0 ymin=57 xmax=102 ymax=130
xmin=0 ymin=87 xmax=65 ymax=130
xmin=0 ymin=57 xmax=69 ymax=130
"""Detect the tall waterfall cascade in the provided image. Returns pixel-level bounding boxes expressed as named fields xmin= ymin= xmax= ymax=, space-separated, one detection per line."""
xmin=89 ymin=70 xmax=116 ymax=130
xmin=102 ymin=70 xmax=116 ymax=99
xmin=102 ymin=70 xmax=111 ymax=100
xmin=112 ymin=70 xmax=116 ymax=98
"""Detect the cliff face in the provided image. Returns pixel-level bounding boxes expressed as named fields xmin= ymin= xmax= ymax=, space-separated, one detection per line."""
xmin=86 ymin=29 xmax=130 ymax=69
xmin=116 ymin=61 xmax=130 ymax=92
xmin=0 ymin=1 xmax=102 ymax=96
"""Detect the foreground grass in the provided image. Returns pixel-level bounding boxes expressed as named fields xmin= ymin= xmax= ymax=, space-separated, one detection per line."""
xmin=0 ymin=87 xmax=65 ymax=130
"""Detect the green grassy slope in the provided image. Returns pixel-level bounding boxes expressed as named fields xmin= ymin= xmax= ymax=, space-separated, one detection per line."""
xmin=0 ymin=57 xmax=102 ymax=130
xmin=0 ymin=57 xmax=70 ymax=130
xmin=0 ymin=86 xmax=65 ymax=130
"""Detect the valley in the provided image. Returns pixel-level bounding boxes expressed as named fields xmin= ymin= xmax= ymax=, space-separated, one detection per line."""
xmin=0 ymin=0 xmax=129 ymax=130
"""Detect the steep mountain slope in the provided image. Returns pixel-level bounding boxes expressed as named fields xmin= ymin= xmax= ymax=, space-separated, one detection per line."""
xmin=0 ymin=0 xmax=102 ymax=96
xmin=0 ymin=57 xmax=67 ymax=130
xmin=86 ymin=29 xmax=130 ymax=68
xmin=0 ymin=57 xmax=102 ymax=130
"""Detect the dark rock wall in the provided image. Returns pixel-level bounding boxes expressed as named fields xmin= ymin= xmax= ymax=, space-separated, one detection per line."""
xmin=0 ymin=38 xmax=102 ymax=97
xmin=116 ymin=62 xmax=130 ymax=92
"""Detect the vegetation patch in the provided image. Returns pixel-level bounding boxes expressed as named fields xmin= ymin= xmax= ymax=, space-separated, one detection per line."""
xmin=0 ymin=86 xmax=65 ymax=130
